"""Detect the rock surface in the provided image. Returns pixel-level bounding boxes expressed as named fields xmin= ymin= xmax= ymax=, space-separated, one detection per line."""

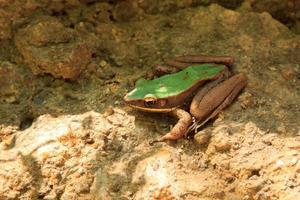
xmin=0 ymin=109 xmax=299 ymax=199
xmin=0 ymin=1 xmax=299 ymax=200
xmin=14 ymin=16 xmax=92 ymax=80
xmin=0 ymin=61 xmax=22 ymax=103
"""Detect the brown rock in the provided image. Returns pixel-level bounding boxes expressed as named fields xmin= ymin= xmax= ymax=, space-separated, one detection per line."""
xmin=112 ymin=0 xmax=140 ymax=22
xmin=15 ymin=16 xmax=91 ymax=80
xmin=0 ymin=18 xmax=12 ymax=41
xmin=0 ymin=61 xmax=24 ymax=103
xmin=208 ymin=126 xmax=232 ymax=153
xmin=235 ymin=178 xmax=266 ymax=198
xmin=194 ymin=131 xmax=211 ymax=146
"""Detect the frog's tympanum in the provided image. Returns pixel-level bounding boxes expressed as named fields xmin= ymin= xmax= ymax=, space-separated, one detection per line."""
xmin=124 ymin=55 xmax=247 ymax=142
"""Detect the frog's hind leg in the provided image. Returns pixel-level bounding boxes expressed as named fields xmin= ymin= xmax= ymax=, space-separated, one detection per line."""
xmin=164 ymin=55 xmax=234 ymax=70
xmin=189 ymin=73 xmax=247 ymax=131
xmin=173 ymin=55 xmax=234 ymax=66
xmin=155 ymin=108 xmax=192 ymax=142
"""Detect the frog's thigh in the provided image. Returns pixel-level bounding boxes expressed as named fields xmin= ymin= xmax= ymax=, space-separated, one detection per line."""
xmin=190 ymin=73 xmax=247 ymax=121
xmin=159 ymin=108 xmax=192 ymax=141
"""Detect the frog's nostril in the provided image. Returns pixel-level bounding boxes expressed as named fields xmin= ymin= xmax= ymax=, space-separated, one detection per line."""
xmin=159 ymin=99 xmax=167 ymax=107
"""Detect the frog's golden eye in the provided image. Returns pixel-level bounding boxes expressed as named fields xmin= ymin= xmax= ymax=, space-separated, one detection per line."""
xmin=144 ymin=97 xmax=157 ymax=107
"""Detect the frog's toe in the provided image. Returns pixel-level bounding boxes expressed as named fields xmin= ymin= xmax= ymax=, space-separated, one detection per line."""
xmin=149 ymin=138 xmax=164 ymax=145
xmin=161 ymin=131 xmax=186 ymax=141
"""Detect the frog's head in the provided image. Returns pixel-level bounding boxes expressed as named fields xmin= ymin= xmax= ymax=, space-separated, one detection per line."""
xmin=124 ymin=90 xmax=172 ymax=113
xmin=124 ymin=78 xmax=174 ymax=112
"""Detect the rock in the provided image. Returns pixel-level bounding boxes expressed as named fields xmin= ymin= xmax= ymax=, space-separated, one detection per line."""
xmin=194 ymin=131 xmax=211 ymax=145
xmin=249 ymin=0 xmax=300 ymax=33
xmin=0 ymin=61 xmax=32 ymax=103
xmin=214 ymin=137 xmax=232 ymax=152
xmin=207 ymin=126 xmax=232 ymax=153
xmin=282 ymin=192 xmax=300 ymax=200
xmin=14 ymin=16 xmax=92 ymax=80
xmin=235 ymin=178 xmax=266 ymax=198
xmin=112 ymin=0 xmax=141 ymax=22
xmin=83 ymin=2 xmax=113 ymax=23
xmin=0 ymin=109 xmax=135 ymax=200
xmin=0 ymin=1 xmax=299 ymax=200
xmin=0 ymin=17 xmax=12 ymax=41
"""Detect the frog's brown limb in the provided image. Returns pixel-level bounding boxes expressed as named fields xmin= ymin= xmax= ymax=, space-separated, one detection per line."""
xmin=157 ymin=108 xmax=192 ymax=142
xmin=165 ymin=60 xmax=194 ymax=69
xmin=147 ymin=55 xmax=234 ymax=79
xmin=146 ymin=64 xmax=180 ymax=79
xmin=189 ymin=71 xmax=230 ymax=118
xmin=190 ymin=73 xmax=247 ymax=126
xmin=174 ymin=55 xmax=235 ymax=66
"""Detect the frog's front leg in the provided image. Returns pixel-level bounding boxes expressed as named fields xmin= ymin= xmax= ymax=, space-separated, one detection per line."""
xmin=190 ymin=73 xmax=247 ymax=129
xmin=146 ymin=64 xmax=180 ymax=79
xmin=157 ymin=108 xmax=192 ymax=141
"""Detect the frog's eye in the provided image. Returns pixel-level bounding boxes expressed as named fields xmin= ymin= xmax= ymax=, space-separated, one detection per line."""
xmin=144 ymin=97 xmax=157 ymax=107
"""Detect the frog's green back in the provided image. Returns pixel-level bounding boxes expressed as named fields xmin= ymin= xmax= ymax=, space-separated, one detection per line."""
xmin=127 ymin=64 xmax=225 ymax=100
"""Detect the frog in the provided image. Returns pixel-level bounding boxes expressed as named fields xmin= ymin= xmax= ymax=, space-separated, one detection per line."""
xmin=124 ymin=55 xmax=247 ymax=142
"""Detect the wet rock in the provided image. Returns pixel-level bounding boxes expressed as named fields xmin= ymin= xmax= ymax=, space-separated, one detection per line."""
xmin=14 ymin=16 xmax=92 ymax=80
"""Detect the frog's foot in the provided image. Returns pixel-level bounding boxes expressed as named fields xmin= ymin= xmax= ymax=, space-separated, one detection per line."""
xmin=154 ymin=108 xmax=192 ymax=142
xmin=188 ymin=117 xmax=208 ymax=134
xmin=188 ymin=117 xmax=199 ymax=133
xmin=166 ymin=55 xmax=235 ymax=69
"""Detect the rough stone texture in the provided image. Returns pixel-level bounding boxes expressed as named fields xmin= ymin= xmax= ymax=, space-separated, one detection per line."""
xmin=247 ymin=0 xmax=300 ymax=33
xmin=14 ymin=16 xmax=92 ymax=80
xmin=0 ymin=1 xmax=299 ymax=200
xmin=0 ymin=61 xmax=22 ymax=103
xmin=0 ymin=109 xmax=136 ymax=199
xmin=0 ymin=110 xmax=299 ymax=199
xmin=0 ymin=60 xmax=35 ymax=126
xmin=138 ymin=0 xmax=244 ymax=14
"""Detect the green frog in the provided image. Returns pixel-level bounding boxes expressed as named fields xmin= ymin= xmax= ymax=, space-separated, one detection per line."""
xmin=124 ymin=55 xmax=247 ymax=142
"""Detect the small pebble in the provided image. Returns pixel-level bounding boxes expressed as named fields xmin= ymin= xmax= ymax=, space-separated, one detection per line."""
xmin=274 ymin=160 xmax=285 ymax=170
xmin=99 ymin=60 xmax=107 ymax=67
xmin=214 ymin=137 xmax=231 ymax=152
xmin=194 ymin=131 xmax=211 ymax=145
xmin=289 ymin=157 xmax=298 ymax=166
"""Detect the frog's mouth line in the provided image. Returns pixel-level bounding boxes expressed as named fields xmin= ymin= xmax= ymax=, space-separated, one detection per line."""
xmin=127 ymin=104 xmax=175 ymax=113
